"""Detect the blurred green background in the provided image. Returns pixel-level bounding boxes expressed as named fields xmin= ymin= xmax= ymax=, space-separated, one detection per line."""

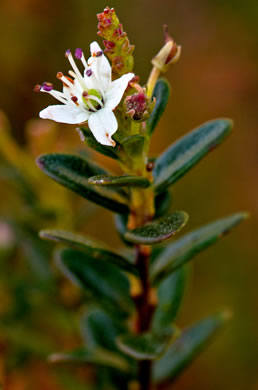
xmin=0 ymin=0 xmax=257 ymax=389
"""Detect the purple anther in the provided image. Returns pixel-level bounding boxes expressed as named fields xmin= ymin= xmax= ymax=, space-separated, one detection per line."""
xmin=42 ymin=82 xmax=53 ymax=92
xmin=65 ymin=49 xmax=71 ymax=57
xmin=75 ymin=48 xmax=83 ymax=59
xmin=96 ymin=50 xmax=103 ymax=57
xmin=86 ymin=69 xmax=93 ymax=77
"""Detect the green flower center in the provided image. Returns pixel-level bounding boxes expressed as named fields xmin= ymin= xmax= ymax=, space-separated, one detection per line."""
xmin=82 ymin=89 xmax=103 ymax=111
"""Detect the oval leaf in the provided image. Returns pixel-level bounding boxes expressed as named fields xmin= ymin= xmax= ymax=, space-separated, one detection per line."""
xmin=114 ymin=191 xmax=172 ymax=246
xmin=153 ymin=311 xmax=231 ymax=382
xmin=88 ymin=174 xmax=150 ymax=188
xmin=153 ymin=119 xmax=233 ymax=193
xmin=56 ymin=248 xmax=134 ymax=315
xmin=81 ymin=309 xmax=126 ymax=352
xmin=49 ymin=347 xmax=129 ymax=372
xmin=36 ymin=154 xmax=129 ymax=214
xmin=147 ymin=78 xmax=170 ymax=135
xmin=124 ymin=211 xmax=188 ymax=245
xmin=150 ymin=212 xmax=248 ymax=284
xmin=117 ymin=329 xmax=175 ymax=360
xmin=40 ymin=229 xmax=136 ymax=274
xmin=152 ymin=266 xmax=189 ymax=331
xmin=155 ymin=190 xmax=172 ymax=218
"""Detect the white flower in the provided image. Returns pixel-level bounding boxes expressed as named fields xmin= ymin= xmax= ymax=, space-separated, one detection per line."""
xmin=37 ymin=42 xmax=134 ymax=147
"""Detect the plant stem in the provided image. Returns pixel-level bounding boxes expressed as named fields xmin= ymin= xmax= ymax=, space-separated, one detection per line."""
xmin=136 ymin=244 xmax=153 ymax=390
xmin=146 ymin=66 xmax=160 ymax=98
xmin=125 ymin=137 xmax=155 ymax=390
xmin=130 ymin=185 xmax=155 ymax=390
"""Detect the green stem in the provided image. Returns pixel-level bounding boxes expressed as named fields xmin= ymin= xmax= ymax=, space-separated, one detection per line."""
xmin=146 ymin=66 xmax=160 ymax=98
xmin=130 ymin=184 xmax=155 ymax=390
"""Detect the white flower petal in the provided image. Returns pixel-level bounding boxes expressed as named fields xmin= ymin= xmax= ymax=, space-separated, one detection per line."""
xmin=105 ymin=73 xmax=134 ymax=110
xmin=88 ymin=41 xmax=111 ymax=92
xmin=39 ymin=104 xmax=89 ymax=124
xmin=88 ymin=108 xmax=118 ymax=147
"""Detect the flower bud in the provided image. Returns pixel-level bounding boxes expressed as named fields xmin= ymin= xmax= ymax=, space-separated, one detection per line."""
xmin=151 ymin=26 xmax=181 ymax=73
xmin=124 ymin=92 xmax=154 ymax=122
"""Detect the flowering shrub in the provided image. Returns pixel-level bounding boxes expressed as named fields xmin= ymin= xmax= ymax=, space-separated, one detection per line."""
xmin=35 ymin=7 xmax=247 ymax=390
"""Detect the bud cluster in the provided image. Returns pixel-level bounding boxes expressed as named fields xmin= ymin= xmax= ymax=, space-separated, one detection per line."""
xmin=125 ymin=91 xmax=154 ymax=122
xmin=97 ymin=7 xmax=134 ymax=77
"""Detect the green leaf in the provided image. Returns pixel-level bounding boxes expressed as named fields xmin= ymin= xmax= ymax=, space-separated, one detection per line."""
xmin=77 ymin=127 xmax=119 ymax=160
xmin=88 ymin=174 xmax=150 ymax=188
xmin=40 ymin=229 xmax=136 ymax=275
xmin=56 ymin=248 xmax=133 ymax=315
xmin=155 ymin=191 xmax=172 ymax=218
xmin=147 ymin=78 xmax=170 ymax=135
xmin=124 ymin=211 xmax=188 ymax=245
xmin=36 ymin=154 xmax=129 ymax=214
xmin=153 ymin=311 xmax=231 ymax=382
xmin=114 ymin=192 xmax=172 ymax=246
xmin=81 ymin=308 xmax=126 ymax=352
xmin=117 ymin=329 xmax=175 ymax=360
xmin=49 ymin=347 xmax=130 ymax=372
xmin=114 ymin=213 xmax=131 ymax=246
xmin=121 ymin=135 xmax=145 ymax=158
xmin=152 ymin=266 xmax=189 ymax=331
xmin=153 ymin=119 xmax=233 ymax=193
xmin=150 ymin=212 xmax=248 ymax=284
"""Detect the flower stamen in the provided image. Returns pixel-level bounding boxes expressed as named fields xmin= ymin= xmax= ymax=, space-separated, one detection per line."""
xmin=65 ymin=49 xmax=86 ymax=88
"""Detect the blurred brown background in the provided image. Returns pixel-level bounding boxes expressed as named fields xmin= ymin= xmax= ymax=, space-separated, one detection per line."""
xmin=0 ymin=0 xmax=257 ymax=389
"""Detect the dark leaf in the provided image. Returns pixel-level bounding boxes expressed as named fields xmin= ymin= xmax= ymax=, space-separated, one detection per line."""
xmin=56 ymin=248 xmax=134 ymax=315
xmin=155 ymin=191 xmax=172 ymax=218
xmin=81 ymin=308 xmax=126 ymax=352
xmin=40 ymin=229 xmax=136 ymax=274
xmin=88 ymin=174 xmax=150 ymax=188
xmin=153 ymin=311 xmax=231 ymax=382
xmin=117 ymin=328 xmax=175 ymax=360
xmin=153 ymin=119 xmax=233 ymax=193
xmin=49 ymin=347 xmax=129 ymax=372
xmin=124 ymin=211 xmax=188 ymax=245
xmin=150 ymin=212 xmax=248 ymax=284
xmin=36 ymin=153 xmax=129 ymax=214
xmin=152 ymin=266 xmax=189 ymax=331
xmin=114 ymin=191 xmax=172 ymax=246
xmin=147 ymin=78 xmax=170 ymax=135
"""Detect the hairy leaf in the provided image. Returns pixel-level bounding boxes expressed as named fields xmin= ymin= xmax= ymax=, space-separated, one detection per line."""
xmin=88 ymin=174 xmax=150 ymax=188
xmin=124 ymin=211 xmax=188 ymax=245
xmin=152 ymin=266 xmax=189 ymax=330
xmin=153 ymin=311 xmax=231 ymax=382
xmin=56 ymin=248 xmax=133 ymax=315
xmin=150 ymin=212 xmax=248 ymax=284
xmin=36 ymin=153 xmax=129 ymax=214
xmin=117 ymin=329 xmax=175 ymax=360
xmin=40 ymin=229 xmax=136 ymax=274
xmin=153 ymin=119 xmax=233 ymax=193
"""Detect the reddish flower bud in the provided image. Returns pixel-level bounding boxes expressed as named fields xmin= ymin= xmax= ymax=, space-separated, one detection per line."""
xmin=151 ymin=26 xmax=181 ymax=73
xmin=125 ymin=92 xmax=152 ymax=121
